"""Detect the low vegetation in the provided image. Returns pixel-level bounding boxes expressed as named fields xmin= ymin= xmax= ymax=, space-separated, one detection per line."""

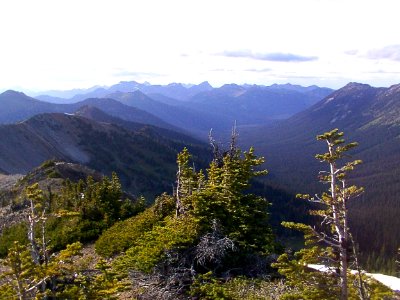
xmin=0 ymin=129 xmax=397 ymax=299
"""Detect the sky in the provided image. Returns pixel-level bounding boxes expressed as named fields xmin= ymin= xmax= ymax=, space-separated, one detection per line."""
xmin=1 ymin=0 xmax=400 ymax=92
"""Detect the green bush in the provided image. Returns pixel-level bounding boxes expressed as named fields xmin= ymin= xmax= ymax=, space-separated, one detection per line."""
xmin=40 ymin=159 xmax=56 ymax=169
xmin=0 ymin=223 xmax=28 ymax=257
xmin=95 ymin=193 xmax=175 ymax=257
xmin=46 ymin=170 xmax=61 ymax=178
xmin=114 ymin=215 xmax=199 ymax=273
xmin=95 ymin=209 xmax=157 ymax=257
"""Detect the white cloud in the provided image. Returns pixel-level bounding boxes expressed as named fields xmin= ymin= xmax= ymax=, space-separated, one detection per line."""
xmin=219 ymin=50 xmax=317 ymax=62
xmin=1 ymin=0 xmax=400 ymax=90
xmin=365 ymin=45 xmax=400 ymax=61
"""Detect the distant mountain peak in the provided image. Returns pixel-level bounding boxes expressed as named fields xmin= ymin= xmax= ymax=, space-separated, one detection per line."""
xmin=106 ymin=89 xmax=151 ymax=101
xmin=118 ymin=80 xmax=140 ymax=84
xmin=131 ymin=89 xmax=148 ymax=97
xmin=1 ymin=90 xmax=27 ymax=97
xmin=167 ymin=82 xmax=184 ymax=88
xmin=198 ymin=81 xmax=212 ymax=88
xmin=342 ymin=82 xmax=372 ymax=91
xmin=74 ymin=105 xmax=106 ymax=118
xmin=386 ymin=83 xmax=400 ymax=93
xmin=219 ymin=83 xmax=245 ymax=93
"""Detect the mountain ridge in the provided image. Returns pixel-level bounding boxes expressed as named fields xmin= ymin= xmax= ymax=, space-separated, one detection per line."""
xmin=240 ymin=82 xmax=400 ymax=261
xmin=0 ymin=90 xmax=181 ymax=132
xmin=0 ymin=112 xmax=209 ymax=197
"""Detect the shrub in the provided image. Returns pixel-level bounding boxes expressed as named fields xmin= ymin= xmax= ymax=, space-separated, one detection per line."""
xmin=95 ymin=193 xmax=175 ymax=257
xmin=0 ymin=223 xmax=28 ymax=257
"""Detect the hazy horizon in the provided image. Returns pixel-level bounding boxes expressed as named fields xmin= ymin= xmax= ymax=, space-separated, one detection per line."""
xmin=1 ymin=0 xmax=400 ymax=91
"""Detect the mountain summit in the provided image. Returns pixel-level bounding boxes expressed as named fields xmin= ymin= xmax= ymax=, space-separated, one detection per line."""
xmin=242 ymin=82 xmax=400 ymax=260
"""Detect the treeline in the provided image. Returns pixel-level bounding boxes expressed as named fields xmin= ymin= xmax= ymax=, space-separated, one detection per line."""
xmin=0 ymin=171 xmax=144 ymax=257
xmin=0 ymin=130 xmax=397 ymax=299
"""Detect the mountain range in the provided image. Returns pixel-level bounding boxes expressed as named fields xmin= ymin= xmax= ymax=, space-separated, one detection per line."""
xmin=1 ymin=82 xmax=334 ymax=140
xmin=1 ymin=79 xmax=399 ymax=271
xmin=30 ymin=81 xmax=334 ymax=137
xmin=240 ymin=82 xmax=400 ymax=263
xmin=0 ymin=110 xmax=209 ymax=198
xmin=34 ymin=81 xmax=214 ymax=102
xmin=0 ymin=91 xmax=180 ymax=131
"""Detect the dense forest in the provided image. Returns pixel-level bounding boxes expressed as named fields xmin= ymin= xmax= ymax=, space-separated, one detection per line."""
xmin=0 ymin=130 xmax=397 ymax=299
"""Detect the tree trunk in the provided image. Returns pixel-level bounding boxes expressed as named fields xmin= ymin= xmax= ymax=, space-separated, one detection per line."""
xmin=175 ymin=165 xmax=181 ymax=218
xmin=340 ymin=238 xmax=348 ymax=300
xmin=328 ymin=141 xmax=348 ymax=300
xmin=28 ymin=199 xmax=40 ymax=265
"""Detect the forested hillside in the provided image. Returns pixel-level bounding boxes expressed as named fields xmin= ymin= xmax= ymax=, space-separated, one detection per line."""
xmin=0 ymin=134 xmax=397 ymax=299
xmin=0 ymin=112 xmax=209 ymax=198
xmin=2 ymin=0 xmax=400 ymax=297
xmin=0 ymin=81 xmax=399 ymax=299
xmin=241 ymin=82 xmax=400 ymax=273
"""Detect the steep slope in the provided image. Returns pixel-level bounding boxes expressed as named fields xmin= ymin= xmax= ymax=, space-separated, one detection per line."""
xmin=0 ymin=161 xmax=104 ymax=236
xmin=185 ymin=84 xmax=334 ymax=124
xmin=0 ymin=113 xmax=209 ymax=198
xmin=0 ymin=90 xmax=63 ymax=123
xmin=29 ymin=82 xmax=333 ymax=139
xmin=0 ymin=91 xmax=180 ymax=132
xmin=69 ymin=97 xmax=179 ymax=131
xmin=0 ymin=174 xmax=23 ymax=207
xmin=74 ymin=105 xmax=146 ymax=132
xmin=243 ymin=82 xmax=395 ymax=186
xmin=268 ymin=83 xmax=335 ymax=106
xmin=74 ymin=105 xmax=205 ymax=145
xmin=104 ymin=91 xmax=232 ymax=139
xmin=241 ymin=82 xmax=400 ymax=264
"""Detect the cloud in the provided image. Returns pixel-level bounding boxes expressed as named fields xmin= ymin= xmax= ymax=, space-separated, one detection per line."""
xmin=244 ymin=68 xmax=272 ymax=72
xmin=367 ymin=70 xmax=400 ymax=74
xmin=280 ymin=75 xmax=322 ymax=80
xmin=209 ymin=68 xmax=272 ymax=73
xmin=219 ymin=50 xmax=317 ymax=62
xmin=365 ymin=45 xmax=400 ymax=61
xmin=210 ymin=68 xmax=235 ymax=72
xmin=113 ymin=70 xmax=163 ymax=77
xmin=344 ymin=49 xmax=358 ymax=56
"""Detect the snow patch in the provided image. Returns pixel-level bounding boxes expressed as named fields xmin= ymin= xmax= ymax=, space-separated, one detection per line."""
xmin=325 ymin=97 xmax=335 ymax=104
xmin=368 ymin=273 xmax=400 ymax=292
xmin=308 ymin=264 xmax=400 ymax=292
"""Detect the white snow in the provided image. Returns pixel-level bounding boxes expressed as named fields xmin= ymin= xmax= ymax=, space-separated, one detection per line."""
xmin=307 ymin=264 xmax=400 ymax=292
xmin=367 ymin=273 xmax=400 ymax=292
xmin=325 ymin=97 xmax=335 ymax=104
xmin=308 ymin=264 xmax=336 ymax=273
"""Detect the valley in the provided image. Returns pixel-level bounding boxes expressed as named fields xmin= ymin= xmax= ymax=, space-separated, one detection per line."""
xmin=0 ymin=80 xmax=399 ymax=298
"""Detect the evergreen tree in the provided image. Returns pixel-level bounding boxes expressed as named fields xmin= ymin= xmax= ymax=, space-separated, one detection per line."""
xmin=25 ymin=183 xmax=49 ymax=266
xmin=0 ymin=177 xmax=133 ymax=299
xmin=273 ymin=129 xmax=393 ymax=299
xmin=111 ymin=138 xmax=278 ymax=297
xmin=191 ymin=145 xmax=274 ymax=255
xmin=0 ymin=241 xmax=42 ymax=300
xmin=310 ymin=129 xmax=363 ymax=299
